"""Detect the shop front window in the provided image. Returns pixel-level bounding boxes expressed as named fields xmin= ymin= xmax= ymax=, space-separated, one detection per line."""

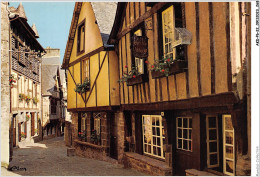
xmin=142 ymin=115 xmax=165 ymax=159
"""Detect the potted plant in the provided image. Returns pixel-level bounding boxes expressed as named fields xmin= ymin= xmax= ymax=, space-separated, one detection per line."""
xmin=90 ymin=130 xmax=101 ymax=145
xmin=34 ymin=129 xmax=38 ymax=135
xmin=74 ymin=78 xmax=90 ymax=94
xmin=26 ymin=114 xmax=30 ymax=121
xmin=25 ymin=95 xmax=31 ymax=104
xmin=19 ymin=93 xmax=25 ymax=102
xmin=148 ymin=54 xmax=187 ymax=79
xmin=9 ymin=74 xmax=16 ymax=88
xmin=78 ymin=130 xmax=87 ymax=142
xmin=21 ymin=132 xmax=26 ymax=139
xmin=32 ymin=97 xmax=39 ymax=105
xmin=119 ymin=66 xmax=147 ymax=86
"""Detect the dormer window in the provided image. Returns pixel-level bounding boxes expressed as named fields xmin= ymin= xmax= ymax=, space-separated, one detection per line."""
xmin=77 ymin=19 xmax=85 ymax=55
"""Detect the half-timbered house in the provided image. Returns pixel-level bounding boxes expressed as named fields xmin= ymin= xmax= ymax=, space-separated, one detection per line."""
xmin=108 ymin=2 xmax=251 ymax=176
xmin=42 ymin=47 xmax=66 ymax=139
xmin=61 ymin=2 xmax=121 ymax=162
xmin=8 ymin=3 xmax=45 ymax=149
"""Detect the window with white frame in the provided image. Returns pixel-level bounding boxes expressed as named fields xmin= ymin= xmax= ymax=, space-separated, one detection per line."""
xmin=162 ymin=5 xmax=175 ymax=58
xmin=93 ymin=113 xmax=101 ymax=135
xmin=223 ymin=115 xmax=235 ymax=176
xmin=176 ymin=117 xmax=192 ymax=151
xmin=142 ymin=115 xmax=165 ymax=159
xmin=82 ymin=59 xmax=90 ymax=80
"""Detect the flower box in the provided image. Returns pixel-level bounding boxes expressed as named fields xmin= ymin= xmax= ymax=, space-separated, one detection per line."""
xmin=151 ymin=60 xmax=187 ymax=79
xmin=127 ymin=74 xmax=147 ymax=86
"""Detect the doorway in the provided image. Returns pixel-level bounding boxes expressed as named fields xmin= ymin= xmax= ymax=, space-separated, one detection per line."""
xmin=110 ymin=114 xmax=118 ymax=159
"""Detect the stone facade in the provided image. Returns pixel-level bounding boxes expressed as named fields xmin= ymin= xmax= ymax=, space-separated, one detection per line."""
xmin=1 ymin=2 xmax=11 ymax=168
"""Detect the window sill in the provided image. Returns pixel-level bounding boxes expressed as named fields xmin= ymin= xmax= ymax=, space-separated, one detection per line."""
xmin=127 ymin=74 xmax=148 ymax=86
xmin=74 ymin=139 xmax=105 ymax=150
xmin=151 ymin=60 xmax=187 ymax=79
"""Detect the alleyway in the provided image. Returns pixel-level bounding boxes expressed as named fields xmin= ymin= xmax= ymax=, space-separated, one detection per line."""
xmin=6 ymin=137 xmax=146 ymax=176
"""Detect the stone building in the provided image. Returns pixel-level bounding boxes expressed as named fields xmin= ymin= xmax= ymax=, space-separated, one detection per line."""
xmin=108 ymin=2 xmax=251 ymax=176
xmin=1 ymin=2 xmax=45 ymax=168
xmin=41 ymin=47 xmax=66 ymax=139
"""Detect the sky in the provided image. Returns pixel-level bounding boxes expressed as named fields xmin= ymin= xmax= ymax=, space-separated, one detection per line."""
xmin=9 ymin=2 xmax=75 ymax=64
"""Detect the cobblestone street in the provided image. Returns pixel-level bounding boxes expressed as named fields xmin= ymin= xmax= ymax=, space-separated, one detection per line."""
xmin=4 ymin=137 xmax=146 ymax=176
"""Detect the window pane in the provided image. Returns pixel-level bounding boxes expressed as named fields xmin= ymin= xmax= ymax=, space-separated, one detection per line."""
xmin=183 ymin=118 xmax=188 ymax=128
xmin=178 ymin=128 xmax=182 ymax=138
xmin=157 ymin=127 xmax=160 ymax=136
xmin=153 ymin=136 xmax=156 ymax=145
xmin=178 ymin=118 xmax=182 ymax=127
xmin=183 ymin=129 xmax=188 ymax=139
xmin=226 ymin=160 xmax=234 ymax=173
xmin=208 ymin=117 xmax=217 ymax=128
xmin=189 ymin=119 xmax=192 ymax=128
xmin=158 ymin=147 xmax=161 ymax=156
xmin=225 ymin=116 xmax=233 ymax=130
xmin=209 ymin=129 xmax=217 ymax=140
xmin=210 ymin=154 xmax=218 ymax=165
xmin=183 ymin=140 xmax=188 ymax=150
xmin=178 ymin=139 xmax=182 ymax=149
xmin=209 ymin=142 xmax=218 ymax=153
xmin=145 ymin=144 xmax=147 ymax=152
xmin=225 ymin=146 xmax=234 ymax=159
xmin=188 ymin=129 xmax=192 ymax=139
xmin=225 ymin=132 xmax=233 ymax=145
xmin=153 ymin=146 xmax=157 ymax=155
xmin=188 ymin=141 xmax=192 ymax=151
xmin=148 ymin=145 xmax=151 ymax=153
xmin=152 ymin=127 xmax=156 ymax=135
xmin=157 ymin=137 xmax=161 ymax=146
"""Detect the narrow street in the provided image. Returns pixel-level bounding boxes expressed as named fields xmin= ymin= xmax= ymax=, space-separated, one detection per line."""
xmin=6 ymin=137 xmax=146 ymax=176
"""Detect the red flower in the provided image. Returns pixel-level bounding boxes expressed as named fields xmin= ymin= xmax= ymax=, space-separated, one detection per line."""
xmin=14 ymin=80 xmax=16 ymax=83
xmin=9 ymin=79 xmax=12 ymax=82
xmin=151 ymin=65 xmax=154 ymax=68
xmin=133 ymin=75 xmax=136 ymax=78
xmin=167 ymin=59 xmax=171 ymax=62
xmin=125 ymin=65 xmax=128 ymax=68
xmin=145 ymin=60 xmax=149 ymax=64
xmin=161 ymin=69 xmax=165 ymax=72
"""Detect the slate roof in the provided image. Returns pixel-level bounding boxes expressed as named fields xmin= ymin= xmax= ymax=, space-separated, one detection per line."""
xmin=91 ymin=2 xmax=117 ymax=46
xmin=41 ymin=65 xmax=59 ymax=96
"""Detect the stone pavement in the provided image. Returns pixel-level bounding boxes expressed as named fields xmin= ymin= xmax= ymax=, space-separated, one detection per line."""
xmin=4 ymin=136 xmax=147 ymax=176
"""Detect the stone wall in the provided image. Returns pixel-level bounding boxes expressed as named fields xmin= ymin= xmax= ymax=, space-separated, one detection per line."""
xmin=115 ymin=111 xmax=125 ymax=164
xmin=1 ymin=2 xmax=11 ymax=168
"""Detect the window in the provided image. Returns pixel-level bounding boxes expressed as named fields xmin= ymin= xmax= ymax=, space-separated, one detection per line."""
xmin=92 ymin=113 xmax=101 ymax=144
xmin=82 ymin=59 xmax=90 ymax=80
xmin=162 ymin=5 xmax=175 ymax=58
xmin=51 ymin=98 xmax=57 ymax=114
xmin=77 ymin=19 xmax=85 ymax=55
xmin=142 ymin=115 xmax=165 ymax=159
xmin=223 ymin=115 xmax=235 ymax=176
xmin=176 ymin=117 xmax=192 ymax=151
xmin=206 ymin=115 xmax=219 ymax=168
xmin=134 ymin=29 xmax=144 ymax=74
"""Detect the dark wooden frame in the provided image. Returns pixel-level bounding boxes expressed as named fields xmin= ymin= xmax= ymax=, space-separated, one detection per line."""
xmin=77 ymin=19 xmax=86 ymax=56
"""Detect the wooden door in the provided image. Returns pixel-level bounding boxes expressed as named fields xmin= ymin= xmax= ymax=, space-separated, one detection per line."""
xmin=18 ymin=123 xmax=21 ymax=142
xmin=31 ymin=113 xmax=35 ymax=136
xmin=110 ymin=114 xmax=118 ymax=159
xmin=12 ymin=116 xmax=16 ymax=147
